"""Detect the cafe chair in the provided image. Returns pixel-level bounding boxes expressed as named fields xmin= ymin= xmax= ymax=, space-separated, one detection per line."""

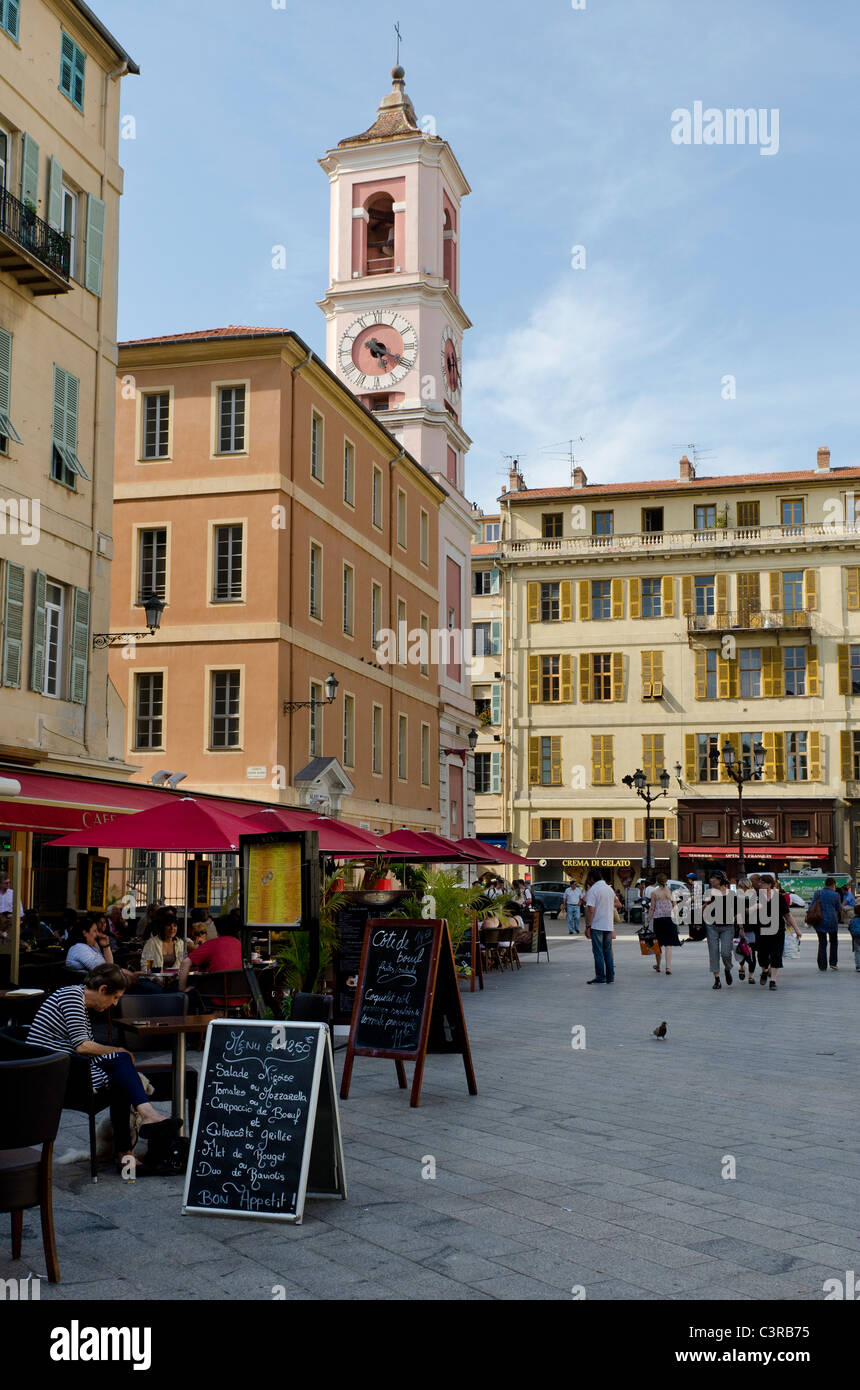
xmin=479 ymin=925 xmax=502 ymax=974
xmin=113 ymin=994 xmax=199 ymax=1124
xmin=0 ymin=1050 xmax=70 ymax=1282
xmin=194 ymin=969 xmax=256 ymax=1018
xmin=497 ymin=923 xmax=521 ymax=972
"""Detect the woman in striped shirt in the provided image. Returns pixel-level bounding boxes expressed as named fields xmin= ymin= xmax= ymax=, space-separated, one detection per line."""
xmin=28 ymin=963 xmax=179 ymax=1171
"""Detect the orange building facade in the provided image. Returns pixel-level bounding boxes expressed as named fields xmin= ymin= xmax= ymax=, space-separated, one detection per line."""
xmin=109 ymin=327 xmax=446 ymax=832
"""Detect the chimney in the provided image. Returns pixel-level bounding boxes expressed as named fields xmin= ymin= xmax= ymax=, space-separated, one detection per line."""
xmin=679 ymin=454 xmax=696 ymax=482
xmin=817 ymin=446 xmax=831 ymax=472
xmin=572 ymin=466 xmax=587 ymax=489
xmin=508 ymin=461 xmax=525 ymax=491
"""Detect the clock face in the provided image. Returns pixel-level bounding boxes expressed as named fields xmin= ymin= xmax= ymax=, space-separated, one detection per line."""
xmin=338 ymin=311 xmax=418 ymax=391
xmin=441 ymin=329 xmax=462 ymax=396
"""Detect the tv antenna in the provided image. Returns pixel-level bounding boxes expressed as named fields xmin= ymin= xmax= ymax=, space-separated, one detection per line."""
xmin=682 ymin=443 xmax=716 ymax=469
xmin=539 ymin=436 xmax=587 ymax=481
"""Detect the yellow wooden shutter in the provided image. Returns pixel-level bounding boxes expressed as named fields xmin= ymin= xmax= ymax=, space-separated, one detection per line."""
xmin=841 ymin=730 xmax=853 ymax=780
xmin=527 ymin=582 xmax=540 ymax=622
xmin=528 ymin=654 xmax=540 ymax=703
xmin=762 ymin=731 xmax=785 ymax=782
xmin=655 ymin=733 xmax=665 ymax=778
xmin=560 ymin=580 xmax=573 ymax=622
xmin=806 ymin=645 xmax=820 ymax=696
xmin=611 ymin=651 xmax=624 ymax=701
xmin=717 ymin=655 xmax=737 ymax=699
xmin=694 ymin=650 xmax=708 ymax=700
xmin=808 ymin=730 xmax=821 ymax=782
xmin=662 ymin=575 xmax=675 ymax=618
xmin=738 ymin=572 xmax=761 ymax=617
xmin=715 ymin=573 xmax=729 ymax=614
xmin=604 ymin=735 xmax=614 ymax=783
xmin=579 ymin=653 xmax=590 ymax=703
xmin=846 ymin=568 xmax=860 ymax=612
xmin=769 ymin=572 xmax=782 ymax=611
xmin=528 ymin=737 xmax=540 ymax=785
xmin=641 ymin=650 xmax=652 ymax=698
xmin=684 ymin=732 xmax=697 ymax=781
xmin=803 ymin=570 xmax=818 ymax=612
xmin=550 ymin=737 xmax=562 ymax=786
xmin=560 ymin=653 xmax=573 ymax=702
xmin=629 ymin=577 xmax=642 ymax=619
xmin=634 ymin=817 xmax=645 ymax=840
xmin=762 ymin=647 xmax=783 ymax=698
xmin=583 ymin=818 xmax=593 ymax=841
xmin=613 ymin=818 xmax=624 ymax=841
xmin=652 ymin=649 xmax=664 ymax=696
xmin=681 ymin=575 xmax=694 ymax=616
xmin=560 ymin=818 xmax=573 ymax=841
xmin=530 ymin=817 xmax=541 ymax=841
xmin=590 ymin=735 xmax=601 ymax=784
xmin=611 ymin=577 xmax=624 ymax=619
xmin=838 ymin=644 xmax=850 ymax=695
xmin=664 ymin=816 xmax=677 ymax=840
xmin=578 ymin=581 xmax=590 ymax=622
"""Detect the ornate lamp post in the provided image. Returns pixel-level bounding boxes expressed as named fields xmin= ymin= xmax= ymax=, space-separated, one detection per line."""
xmin=283 ymin=673 xmax=340 ymax=715
xmin=720 ymin=739 xmax=765 ymax=876
xmin=92 ymin=591 xmax=164 ymax=648
xmin=622 ymin=767 xmax=671 ymax=874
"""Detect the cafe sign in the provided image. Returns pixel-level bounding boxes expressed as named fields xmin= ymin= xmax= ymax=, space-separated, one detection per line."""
xmin=562 ymin=858 xmax=633 ymax=868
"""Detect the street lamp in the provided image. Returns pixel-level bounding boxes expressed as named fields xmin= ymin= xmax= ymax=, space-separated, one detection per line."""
xmin=283 ymin=673 xmax=340 ymax=715
xmin=721 ymin=739 xmax=765 ymax=876
xmin=93 ymin=591 xmax=165 ymax=648
xmin=467 ymin=729 xmax=479 ymax=752
xmin=622 ymin=767 xmax=673 ymax=874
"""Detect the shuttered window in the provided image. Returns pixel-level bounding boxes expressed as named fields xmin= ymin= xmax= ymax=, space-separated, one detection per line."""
xmin=69 ymin=587 xmax=89 ymax=704
xmin=0 ymin=328 xmax=21 ymax=452
xmin=846 ymin=568 xmax=860 ymax=612
xmin=695 ymin=732 xmax=721 ymax=782
xmin=210 ymin=670 xmax=241 ymax=748
xmin=214 ymin=526 xmax=243 ymax=602
xmin=783 ymin=647 xmax=806 ymax=696
xmin=0 ymin=1 xmax=20 ymax=42
xmin=641 ymin=650 xmax=664 ymax=699
xmin=739 ymin=649 xmax=761 ymax=698
xmin=218 ymin=386 xmax=246 ymax=454
xmin=84 ymin=194 xmax=105 ymax=295
xmin=52 ymin=366 xmax=88 ymax=485
xmin=1 ymin=561 xmax=24 ymax=687
xmin=785 ymin=732 xmax=808 ymax=782
xmin=591 ymin=734 xmax=614 ymax=785
xmin=135 ymin=673 xmax=165 ymax=750
xmin=642 ymin=734 xmax=665 ymax=783
xmin=529 ymin=735 xmax=562 ymax=786
xmin=59 ymin=32 xmax=86 ymax=111
xmin=142 ymin=393 xmax=170 ymax=459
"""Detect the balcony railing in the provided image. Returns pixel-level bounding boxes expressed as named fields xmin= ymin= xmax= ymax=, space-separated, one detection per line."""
xmin=687 ymin=609 xmax=811 ymax=635
xmin=0 ymin=186 xmax=71 ymax=294
xmin=365 ymin=256 xmax=397 ymax=276
xmin=501 ymin=522 xmax=859 ymax=559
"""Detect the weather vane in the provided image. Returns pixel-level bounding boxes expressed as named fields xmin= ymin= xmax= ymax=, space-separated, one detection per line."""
xmin=395 ymin=21 xmax=403 ymax=65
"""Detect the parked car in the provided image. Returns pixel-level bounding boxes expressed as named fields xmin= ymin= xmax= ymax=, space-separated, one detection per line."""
xmin=530 ymin=881 xmax=570 ymax=919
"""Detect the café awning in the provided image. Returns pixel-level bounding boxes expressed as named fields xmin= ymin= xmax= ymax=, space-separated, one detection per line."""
xmin=526 ymin=839 xmax=673 ymax=867
xmin=679 ymin=845 xmax=830 ymax=858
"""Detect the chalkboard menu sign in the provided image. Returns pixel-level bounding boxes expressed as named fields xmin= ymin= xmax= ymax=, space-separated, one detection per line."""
xmin=454 ymin=918 xmax=482 ymax=992
xmin=183 ymin=1019 xmax=346 ymax=1225
xmin=340 ymin=919 xmax=478 ymax=1108
xmin=77 ymin=854 xmax=108 ymax=913
xmin=333 ymin=903 xmax=372 ymax=1026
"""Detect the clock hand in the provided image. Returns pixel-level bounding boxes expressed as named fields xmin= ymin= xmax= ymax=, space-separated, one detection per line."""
xmin=366 ymin=337 xmax=404 ymax=365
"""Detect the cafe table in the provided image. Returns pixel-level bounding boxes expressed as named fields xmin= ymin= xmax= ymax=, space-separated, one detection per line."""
xmin=121 ymin=1014 xmax=215 ymax=1134
xmin=0 ymin=986 xmax=45 ymax=1025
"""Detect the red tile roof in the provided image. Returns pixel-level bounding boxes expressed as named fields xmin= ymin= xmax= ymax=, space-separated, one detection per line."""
xmin=503 ymin=467 xmax=860 ymax=501
xmin=471 ymin=542 xmax=498 ymax=556
xmin=120 ymin=326 xmax=288 ymax=347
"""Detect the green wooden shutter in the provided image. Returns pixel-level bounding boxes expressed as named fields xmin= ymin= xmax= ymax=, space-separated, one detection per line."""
xmin=2 ymin=562 xmax=25 ymax=688
xmin=490 ymin=568 xmax=500 ymax=595
xmin=85 ymin=195 xmax=106 ymax=296
xmin=70 ymin=588 xmax=90 ymax=705
xmin=0 ymin=328 xmax=21 ymax=445
xmin=47 ymin=157 xmax=63 ymax=231
xmin=490 ymin=750 xmax=501 ymax=795
xmin=60 ymin=33 xmax=86 ymax=109
xmin=20 ymin=133 xmax=39 ymax=206
xmin=30 ymin=570 xmax=47 ymax=692
xmin=4 ymin=0 xmax=20 ymax=41
xmin=52 ymin=366 xmax=88 ymax=480
xmin=491 ymin=682 xmax=502 ymax=725
xmin=490 ymin=619 xmax=501 ymax=656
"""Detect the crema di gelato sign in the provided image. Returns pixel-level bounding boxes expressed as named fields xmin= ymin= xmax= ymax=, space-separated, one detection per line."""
xmin=562 ymin=858 xmax=633 ymax=868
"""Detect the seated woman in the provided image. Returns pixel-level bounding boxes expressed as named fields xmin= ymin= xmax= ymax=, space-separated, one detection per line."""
xmin=189 ymin=906 xmax=217 ymax=942
xmin=27 ymin=963 xmax=180 ymax=1171
xmin=177 ymin=916 xmax=244 ymax=1008
xmin=66 ymin=917 xmax=160 ymax=994
xmin=141 ymin=914 xmax=187 ymax=972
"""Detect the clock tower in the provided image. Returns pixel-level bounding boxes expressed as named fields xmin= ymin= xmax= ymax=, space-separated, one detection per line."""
xmin=319 ymin=66 xmax=478 ymax=837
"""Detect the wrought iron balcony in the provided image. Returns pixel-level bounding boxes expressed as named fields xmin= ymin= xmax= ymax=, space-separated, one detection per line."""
xmin=0 ymin=187 xmax=71 ymax=294
xmin=687 ymin=609 xmax=811 ymax=636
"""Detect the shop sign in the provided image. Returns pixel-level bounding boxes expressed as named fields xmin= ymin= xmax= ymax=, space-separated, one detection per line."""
xmin=562 ymin=858 xmax=633 ymax=868
xmin=736 ymin=818 xmax=774 ymax=839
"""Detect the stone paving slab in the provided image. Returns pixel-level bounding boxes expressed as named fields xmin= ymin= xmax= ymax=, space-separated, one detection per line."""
xmin=4 ymin=936 xmax=860 ymax=1300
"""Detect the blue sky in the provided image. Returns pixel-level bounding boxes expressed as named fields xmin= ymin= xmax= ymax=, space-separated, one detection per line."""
xmin=99 ymin=0 xmax=860 ymax=511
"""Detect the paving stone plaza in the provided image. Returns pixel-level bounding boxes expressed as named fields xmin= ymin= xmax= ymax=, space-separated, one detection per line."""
xmin=5 ymin=932 xmax=859 ymax=1303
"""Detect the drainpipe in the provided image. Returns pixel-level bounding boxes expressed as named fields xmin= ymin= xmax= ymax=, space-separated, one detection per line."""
xmin=388 ymin=446 xmax=406 ymax=828
xmin=287 ymin=348 xmax=315 ymax=793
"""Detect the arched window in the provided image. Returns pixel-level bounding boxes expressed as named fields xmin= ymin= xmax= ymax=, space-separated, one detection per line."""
xmin=443 ymin=206 xmax=457 ymax=292
xmin=366 ymin=194 xmax=395 ymax=275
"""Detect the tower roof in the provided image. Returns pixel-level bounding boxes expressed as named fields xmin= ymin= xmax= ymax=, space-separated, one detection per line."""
xmin=338 ymin=66 xmax=436 ymax=147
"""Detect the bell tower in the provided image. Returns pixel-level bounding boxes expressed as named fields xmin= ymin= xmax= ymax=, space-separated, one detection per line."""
xmin=319 ymin=67 xmax=478 ymax=838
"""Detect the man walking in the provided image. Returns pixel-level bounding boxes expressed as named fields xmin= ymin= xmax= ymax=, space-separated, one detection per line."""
xmin=563 ymin=880 xmax=583 ymax=935
xmin=584 ymin=870 xmax=618 ymax=983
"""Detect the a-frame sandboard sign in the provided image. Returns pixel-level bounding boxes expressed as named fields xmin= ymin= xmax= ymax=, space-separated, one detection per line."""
xmin=339 ymin=918 xmax=478 ymax=1108
xmin=183 ymin=1019 xmax=347 ymax=1224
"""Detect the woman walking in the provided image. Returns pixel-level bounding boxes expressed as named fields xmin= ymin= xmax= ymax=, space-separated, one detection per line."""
xmin=648 ymin=873 xmax=680 ymax=974
xmin=735 ymin=876 xmax=757 ymax=983
xmin=705 ymin=871 xmax=734 ymax=989
xmin=756 ymin=875 xmax=790 ymax=989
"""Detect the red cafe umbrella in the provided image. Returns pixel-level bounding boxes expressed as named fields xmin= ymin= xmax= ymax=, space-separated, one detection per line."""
xmin=48 ymin=797 xmax=258 ymax=851
xmin=453 ymin=838 xmax=537 ymax=866
xmin=242 ymin=809 xmax=387 ymax=857
xmin=378 ymin=828 xmax=475 ymax=862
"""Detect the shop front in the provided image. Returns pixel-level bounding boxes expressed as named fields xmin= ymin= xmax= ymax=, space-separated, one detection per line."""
xmin=676 ymin=798 xmax=835 ymax=877
xmin=525 ymin=838 xmax=674 ymax=895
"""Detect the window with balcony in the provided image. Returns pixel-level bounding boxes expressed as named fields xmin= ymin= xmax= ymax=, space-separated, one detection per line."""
xmin=210 ymin=670 xmax=241 ymax=748
xmin=592 ymin=511 xmax=613 ymax=536
xmin=642 ymin=507 xmax=663 ymax=533
xmin=694 ymin=504 xmax=717 ymax=531
xmin=781 ymin=499 xmax=804 ymax=530
xmin=695 ymin=575 xmax=715 ymax=616
xmin=783 ymin=570 xmax=803 ymax=614
xmin=541 ymin=513 xmax=563 ymax=539
xmin=737 ymin=500 xmax=760 ymax=529
xmin=739 ymin=649 xmax=762 ymax=698
xmin=60 ymin=183 xmax=78 ymax=279
xmin=134 ymin=673 xmax=164 ymax=750
xmin=213 ymin=525 xmax=243 ymax=603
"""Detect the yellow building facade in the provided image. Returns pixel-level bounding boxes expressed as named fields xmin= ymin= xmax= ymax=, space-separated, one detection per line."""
xmin=497 ymin=452 xmax=860 ymax=887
